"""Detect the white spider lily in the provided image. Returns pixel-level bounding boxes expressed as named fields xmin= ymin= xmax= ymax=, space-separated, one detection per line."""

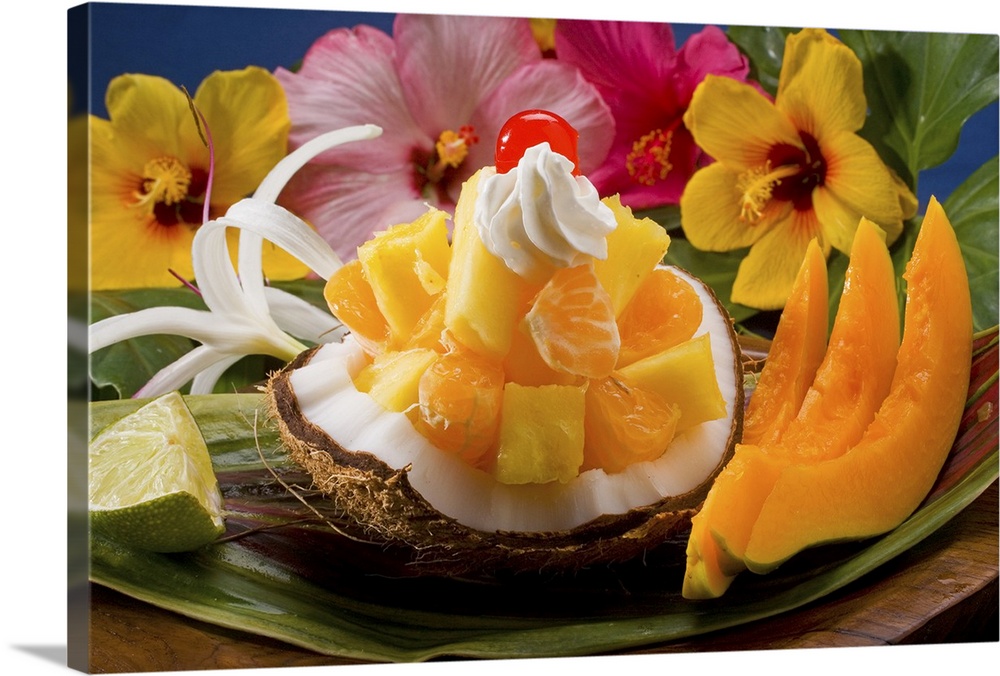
xmin=89 ymin=124 xmax=384 ymax=397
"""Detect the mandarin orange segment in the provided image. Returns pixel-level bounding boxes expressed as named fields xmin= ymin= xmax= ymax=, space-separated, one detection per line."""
xmin=412 ymin=349 xmax=505 ymax=467
xmin=324 ymin=260 xmax=391 ymax=357
xmin=617 ymin=268 xmax=703 ymax=367
xmin=524 ymin=263 xmax=620 ymax=379
xmin=582 ymin=374 xmax=680 ymax=474
xmin=504 ymin=315 xmax=582 ymax=387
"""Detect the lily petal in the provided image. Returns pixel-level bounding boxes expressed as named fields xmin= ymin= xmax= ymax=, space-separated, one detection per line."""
xmin=135 ymin=345 xmax=234 ymax=398
xmin=190 ymin=353 xmax=245 ymax=396
xmin=89 ymin=306 xmax=304 ymax=358
xmin=263 ymin=287 xmax=345 ymax=345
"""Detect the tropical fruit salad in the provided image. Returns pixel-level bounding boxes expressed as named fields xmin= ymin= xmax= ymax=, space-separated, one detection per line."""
xmin=267 ymin=109 xmax=741 ymax=572
xmin=321 ymin=110 xmax=735 ymax=486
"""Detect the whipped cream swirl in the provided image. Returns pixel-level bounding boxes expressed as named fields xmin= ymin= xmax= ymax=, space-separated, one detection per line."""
xmin=474 ymin=143 xmax=617 ymax=281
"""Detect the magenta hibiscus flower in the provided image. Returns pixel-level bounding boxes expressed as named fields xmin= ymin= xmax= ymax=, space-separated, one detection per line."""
xmin=275 ymin=14 xmax=614 ymax=260
xmin=555 ymin=20 xmax=752 ymax=210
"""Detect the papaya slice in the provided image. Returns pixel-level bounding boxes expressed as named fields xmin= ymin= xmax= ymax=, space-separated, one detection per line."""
xmin=709 ymin=218 xmax=899 ymax=569
xmin=743 ymin=197 xmax=972 ymax=573
xmin=682 ymin=238 xmax=828 ymax=598
xmin=742 ymin=238 xmax=829 ymax=447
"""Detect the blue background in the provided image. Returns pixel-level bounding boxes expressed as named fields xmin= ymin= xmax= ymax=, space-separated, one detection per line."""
xmin=69 ymin=2 xmax=998 ymax=208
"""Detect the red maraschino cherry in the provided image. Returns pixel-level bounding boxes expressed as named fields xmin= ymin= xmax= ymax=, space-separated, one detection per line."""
xmin=495 ymin=109 xmax=580 ymax=175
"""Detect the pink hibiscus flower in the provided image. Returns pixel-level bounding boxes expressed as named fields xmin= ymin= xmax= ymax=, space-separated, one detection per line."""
xmin=275 ymin=14 xmax=614 ymax=260
xmin=555 ymin=20 xmax=752 ymax=210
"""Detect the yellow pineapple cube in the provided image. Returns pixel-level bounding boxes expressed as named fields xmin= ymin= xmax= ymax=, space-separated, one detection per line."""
xmin=358 ymin=209 xmax=451 ymax=343
xmin=617 ymin=333 xmax=726 ymax=431
xmin=444 ymin=170 xmax=539 ymax=359
xmin=353 ymin=348 xmax=438 ymax=413
xmin=593 ymin=195 xmax=671 ymax=316
xmin=494 ymin=382 xmax=586 ymax=484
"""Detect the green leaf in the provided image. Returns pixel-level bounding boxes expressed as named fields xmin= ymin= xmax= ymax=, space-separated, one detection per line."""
xmin=880 ymin=157 xmax=999 ymax=333
xmin=633 ymin=204 xmax=681 ymax=232
xmin=663 ymin=239 xmax=759 ymax=324
xmin=840 ymin=30 xmax=999 ymax=185
xmin=945 ymin=157 xmax=998 ymax=332
xmin=725 ymin=25 xmax=793 ymax=96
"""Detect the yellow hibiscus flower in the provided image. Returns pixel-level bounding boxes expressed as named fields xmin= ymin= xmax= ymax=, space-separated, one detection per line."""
xmin=90 ymin=67 xmax=306 ymax=290
xmin=679 ymin=28 xmax=917 ymax=310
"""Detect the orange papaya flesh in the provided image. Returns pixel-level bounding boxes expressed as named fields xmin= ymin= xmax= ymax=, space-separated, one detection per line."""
xmin=743 ymin=197 xmax=973 ymax=573
xmin=692 ymin=444 xmax=785 ymax=580
xmin=686 ymin=238 xmax=826 ymax=589
xmin=741 ymin=238 xmax=829 ymax=447
xmin=773 ymin=218 xmax=900 ymax=461
xmin=707 ymin=217 xmax=900 ymax=570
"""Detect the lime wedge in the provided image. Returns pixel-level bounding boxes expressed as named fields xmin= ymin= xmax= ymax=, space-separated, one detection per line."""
xmin=89 ymin=391 xmax=225 ymax=552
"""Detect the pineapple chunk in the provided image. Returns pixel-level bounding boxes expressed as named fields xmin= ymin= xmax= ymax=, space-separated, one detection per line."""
xmin=494 ymin=382 xmax=586 ymax=484
xmin=444 ymin=170 xmax=539 ymax=359
xmin=617 ymin=333 xmax=726 ymax=431
xmin=358 ymin=209 xmax=451 ymax=343
xmin=353 ymin=348 xmax=438 ymax=413
xmin=594 ymin=195 xmax=671 ymax=316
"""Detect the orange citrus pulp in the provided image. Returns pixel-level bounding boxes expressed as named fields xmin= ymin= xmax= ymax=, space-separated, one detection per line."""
xmin=524 ymin=264 xmax=620 ymax=379
xmin=582 ymin=374 xmax=681 ymax=473
xmin=324 ymin=260 xmax=391 ymax=357
xmin=412 ymin=348 xmax=505 ymax=467
xmin=617 ymin=267 xmax=703 ymax=367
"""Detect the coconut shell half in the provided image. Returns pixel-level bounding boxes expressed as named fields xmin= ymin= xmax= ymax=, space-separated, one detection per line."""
xmin=266 ymin=266 xmax=744 ymax=576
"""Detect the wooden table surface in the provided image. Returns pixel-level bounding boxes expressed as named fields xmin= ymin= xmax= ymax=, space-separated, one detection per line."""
xmin=83 ymin=480 xmax=998 ymax=673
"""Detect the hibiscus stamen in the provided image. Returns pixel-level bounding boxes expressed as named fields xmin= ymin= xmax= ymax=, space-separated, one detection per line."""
xmin=427 ymin=126 xmax=479 ymax=182
xmin=134 ymin=157 xmax=192 ymax=208
xmin=626 ymin=129 xmax=673 ymax=186
xmin=736 ymin=161 xmax=800 ymax=224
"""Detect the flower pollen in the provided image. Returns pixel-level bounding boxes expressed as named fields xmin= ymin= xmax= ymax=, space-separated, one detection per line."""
xmin=736 ymin=161 xmax=800 ymax=224
xmin=626 ymin=128 xmax=673 ymax=186
xmin=435 ymin=125 xmax=479 ymax=169
xmin=136 ymin=156 xmax=192 ymax=207
xmin=424 ymin=125 xmax=480 ymax=188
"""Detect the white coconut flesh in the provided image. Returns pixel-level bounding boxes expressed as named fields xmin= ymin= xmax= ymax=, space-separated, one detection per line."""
xmin=285 ymin=265 xmax=741 ymax=534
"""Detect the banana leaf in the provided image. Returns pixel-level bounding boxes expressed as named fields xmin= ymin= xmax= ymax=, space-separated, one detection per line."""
xmin=88 ymin=329 xmax=999 ymax=662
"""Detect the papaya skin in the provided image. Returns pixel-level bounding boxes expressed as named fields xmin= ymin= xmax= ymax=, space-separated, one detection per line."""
xmin=708 ymin=218 xmax=900 ymax=574
xmin=743 ymin=197 xmax=973 ymax=573
xmin=682 ymin=503 xmax=736 ymax=599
